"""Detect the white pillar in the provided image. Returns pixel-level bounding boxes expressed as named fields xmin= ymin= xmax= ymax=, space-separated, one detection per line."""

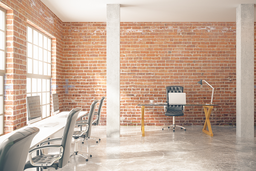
xmin=106 ymin=4 xmax=120 ymax=138
xmin=236 ymin=4 xmax=254 ymax=139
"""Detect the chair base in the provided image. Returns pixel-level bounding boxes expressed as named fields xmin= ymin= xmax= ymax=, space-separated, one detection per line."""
xmin=82 ymin=136 xmax=101 ymax=144
xmin=162 ymin=124 xmax=186 ymax=132
xmin=70 ymin=151 xmax=91 ymax=161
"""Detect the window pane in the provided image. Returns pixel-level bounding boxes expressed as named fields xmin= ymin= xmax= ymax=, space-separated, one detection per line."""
xmin=38 ymin=79 xmax=41 ymax=92
xmin=39 ymin=48 xmax=42 ymax=61
xmin=44 ymin=49 xmax=47 ymax=62
xmin=0 ymin=31 xmax=4 ymax=50
xmin=0 ymin=115 xmax=3 ymax=135
xmin=39 ymin=33 xmax=42 ymax=47
xmin=48 ymin=38 xmax=51 ymax=50
xmin=48 ymin=64 xmax=51 ymax=76
xmin=38 ymin=93 xmax=42 ymax=103
xmin=39 ymin=61 xmax=42 ymax=75
xmin=42 ymin=105 xmax=46 ymax=118
xmin=44 ymin=63 xmax=47 ymax=75
xmin=27 ymin=43 xmax=32 ymax=58
xmin=47 ymin=79 xmax=50 ymax=92
xmin=33 ymin=60 xmax=38 ymax=74
xmin=33 ymin=30 xmax=38 ymax=45
xmin=47 ymin=105 xmax=50 ymax=117
xmin=27 ymin=58 xmax=32 ymax=73
xmin=32 ymin=93 xmax=38 ymax=97
xmin=48 ymin=51 xmax=51 ymax=63
xmin=0 ymin=51 xmax=4 ymax=70
xmin=44 ymin=36 xmax=47 ymax=49
xmin=42 ymin=79 xmax=46 ymax=91
xmin=27 ymin=93 xmax=31 ymax=97
xmin=33 ymin=45 xmax=38 ymax=59
xmin=26 ymin=78 xmax=31 ymax=93
xmin=47 ymin=92 xmax=50 ymax=103
xmin=0 ymin=96 xmax=2 ymax=114
xmin=42 ymin=93 xmax=46 ymax=105
xmin=27 ymin=27 xmax=32 ymax=43
xmin=0 ymin=10 xmax=4 ymax=31
xmin=32 ymin=78 xmax=37 ymax=93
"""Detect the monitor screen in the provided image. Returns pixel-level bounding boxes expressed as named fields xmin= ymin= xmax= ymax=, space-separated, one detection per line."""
xmin=168 ymin=93 xmax=186 ymax=105
xmin=27 ymin=96 xmax=42 ymax=124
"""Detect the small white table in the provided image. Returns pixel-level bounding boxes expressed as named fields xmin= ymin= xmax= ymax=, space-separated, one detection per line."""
xmin=0 ymin=111 xmax=88 ymax=148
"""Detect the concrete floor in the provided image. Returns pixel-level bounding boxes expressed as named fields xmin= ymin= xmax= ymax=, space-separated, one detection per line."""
xmin=56 ymin=126 xmax=256 ymax=171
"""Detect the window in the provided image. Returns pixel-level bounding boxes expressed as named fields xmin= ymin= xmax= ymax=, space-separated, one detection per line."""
xmin=0 ymin=8 xmax=5 ymax=135
xmin=26 ymin=26 xmax=51 ymax=119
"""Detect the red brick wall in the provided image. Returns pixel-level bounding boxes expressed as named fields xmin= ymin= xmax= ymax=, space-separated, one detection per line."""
xmin=0 ymin=0 xmax=255 ymax=132
xmin=62 ymin=22 xmax=107 ymax=125
xmin=62 ymin=22 xmax=249 ymax=126
xmin=0 ymin=0 xmax=63 ymax=133
xmin=120 ymin=22 xmax=237 ymax=126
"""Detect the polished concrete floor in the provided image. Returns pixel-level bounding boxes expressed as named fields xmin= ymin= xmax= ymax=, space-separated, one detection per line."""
xmin=56 ymin=126 xmax=256 ymax=171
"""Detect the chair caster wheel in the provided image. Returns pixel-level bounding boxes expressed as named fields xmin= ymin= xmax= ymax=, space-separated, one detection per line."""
xmin=162 ymin=128 xmax=164 ymax=130
xmin=168 ymin=127 xmax=170 ymax=129
xmin=75 ymin=152 xmax=78 ymax=155
xmin=173 ymin=130 xmax=175 ymax=132
xmin=184 ymin=129 xmax=186 ymax=131
xmin=82 ymin=142 xmax=84 ymax=144
xmin=90 ymin=155 xmax=92 ymax=157
xmin=99 ymin=139 xmax=101 ymax=141
xmin=96 ymin=141 xmax=98 ymax=143
xmin=181 ymin=128 xmax=183 ymax=129
xmin=86 ymin=159 xmax=88 ymax=162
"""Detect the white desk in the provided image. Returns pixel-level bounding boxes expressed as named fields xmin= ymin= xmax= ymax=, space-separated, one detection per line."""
xmin=0 ymin=111 xmax=88 ymax=148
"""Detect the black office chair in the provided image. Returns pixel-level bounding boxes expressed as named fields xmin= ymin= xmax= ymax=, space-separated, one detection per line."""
xmin=71 ymin=100 xmax=98 ymax=161
xmin=162 ymin=86 xmax=186 ymax=132
xmin=0 ymin=127 xmax=39 ymax=171
xmin=24 ymin=108 xmax=81 ymax=170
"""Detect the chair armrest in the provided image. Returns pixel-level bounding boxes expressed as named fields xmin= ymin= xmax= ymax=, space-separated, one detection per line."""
xmin=28 ymin=145 xmax=63 ymax=167
xmin=76 ymin=120 xmax=88 ymax=126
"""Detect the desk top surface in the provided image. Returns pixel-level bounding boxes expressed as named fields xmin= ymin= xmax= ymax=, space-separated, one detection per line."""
xmin=0 ymin=111 xmax=88 ymax=148
xmin=138 ymin=103 xmax=218 ymax=106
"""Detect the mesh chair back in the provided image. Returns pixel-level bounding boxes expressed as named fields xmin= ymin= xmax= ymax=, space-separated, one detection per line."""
xmin=95 ymin=97 xmax=105 ymax=125
xmin=166 ymin=86 xmax=184 ymax=111
xmin=52 ymin=94 xmax=60 ymax=112
xmin=86 ymin=100 xmax=99 ymax=137
xmin=0 ymin=127 xmax=39 ymax=171
xmin=59 ymin=107 xmax=81 ymax=168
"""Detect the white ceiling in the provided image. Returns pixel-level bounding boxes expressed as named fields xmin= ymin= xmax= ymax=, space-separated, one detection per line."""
xmin=41 ymin=0 xmax=256 ymax=22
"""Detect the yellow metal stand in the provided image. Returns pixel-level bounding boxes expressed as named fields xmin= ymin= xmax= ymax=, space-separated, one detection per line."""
xmin=202 ymin=106 xmax=214 ymax=137
xmin=141 ymin=106 xmax=145 ymax=137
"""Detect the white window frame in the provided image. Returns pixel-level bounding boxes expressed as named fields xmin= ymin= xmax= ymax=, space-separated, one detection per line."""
xmin=0 ymin=7 xmax=6 ymax=136
xmin=26 ymin=26 xmax=51 ymax=121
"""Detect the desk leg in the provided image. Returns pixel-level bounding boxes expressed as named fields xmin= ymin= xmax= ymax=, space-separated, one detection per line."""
xmin=141 ymin=106 xmax=145 ymax=137
xmin=202 ymin=106 xmax=214 ymax=137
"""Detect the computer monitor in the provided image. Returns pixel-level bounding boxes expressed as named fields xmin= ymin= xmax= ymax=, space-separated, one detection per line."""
xmin=168 ymin=93 xmax=186 ymax=105
xmin=27 ymin=96 xmax=42 ymax=124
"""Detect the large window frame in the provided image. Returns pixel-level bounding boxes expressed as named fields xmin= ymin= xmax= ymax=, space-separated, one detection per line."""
xmin=0 ymin=7 xmax=6 ymax=135
xmin=26 ymin=26 xmax=51 ymax=121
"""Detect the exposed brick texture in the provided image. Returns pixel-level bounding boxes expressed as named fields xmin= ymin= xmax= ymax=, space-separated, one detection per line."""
xmin=62 ymin=22 xmax=254 ymax=127
xmin=62 ymin=22 xmax=107 ymax=125
xmin=0 ymin=0 xmax=256 ymax=134
xmin=0 ymin=0 xmax=63 ymax=133
xmin=120 ymin=22 xmax=237 ymax=126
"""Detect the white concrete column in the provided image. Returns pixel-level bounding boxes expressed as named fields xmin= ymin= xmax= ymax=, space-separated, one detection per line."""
xmin=106 ymin=4 xmax=120 ymax=138
xmin=236 ymin=4 xmax=254 ymax=139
